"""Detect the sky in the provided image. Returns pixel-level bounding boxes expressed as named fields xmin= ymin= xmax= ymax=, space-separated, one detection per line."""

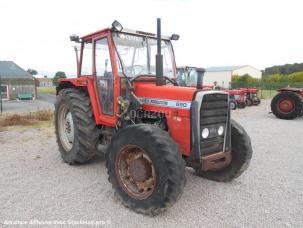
xmin=0 ymin=0 xmax=303 ymax=77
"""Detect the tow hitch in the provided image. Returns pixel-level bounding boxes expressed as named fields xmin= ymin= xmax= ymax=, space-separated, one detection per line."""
xmin=201 ymin=151 xmax=232 ymax=171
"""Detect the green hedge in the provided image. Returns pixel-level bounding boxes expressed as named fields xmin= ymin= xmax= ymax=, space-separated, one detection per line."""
xmin=232 ymin=73 xmax=303 ymax=90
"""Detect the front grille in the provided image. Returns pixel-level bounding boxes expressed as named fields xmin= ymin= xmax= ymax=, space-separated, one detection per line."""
xmin=200 ymin=93 xmax=229 ymax=155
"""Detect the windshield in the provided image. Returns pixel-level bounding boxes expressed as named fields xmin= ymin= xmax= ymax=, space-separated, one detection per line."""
xmin=113 ymin=32 xmax=175 ymax=78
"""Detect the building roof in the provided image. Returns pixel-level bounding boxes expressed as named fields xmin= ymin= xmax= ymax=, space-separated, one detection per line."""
xmin=206 ymin=65 xmax=248 ymax=72
xmin=0 ymin=61 xmax=33 ymax=79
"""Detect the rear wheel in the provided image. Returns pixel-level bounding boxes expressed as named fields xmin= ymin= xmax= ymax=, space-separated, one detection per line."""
xmin=195 ymin=119 xmax=253 ymax=182
xmin=106 ymin=124 xmax=186 ymax=215
xmin=253 ymin=97 xmax=261 ymax=105
xmin=245 ymin=98 xmax=253 ymax=106
xmin=271 ymin=91 xmax=303 ymax=120
xmin=55 ymin=88 xmax=99 ymax=164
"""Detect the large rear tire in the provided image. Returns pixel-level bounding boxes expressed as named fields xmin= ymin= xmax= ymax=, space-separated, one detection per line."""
xmin=195 ymin=119 xmax=253 ymax=182
xmin=271 ymin=91 xmax=303 ymax=120
xmin=106 ymin=124 xmax=186 ymax=216
xmin=55 ymin=88 xmax=99 ymax=164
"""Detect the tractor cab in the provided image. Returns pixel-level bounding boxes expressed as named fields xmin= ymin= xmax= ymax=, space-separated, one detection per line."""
xmin=72 ymin=20 xmax=178 ymax=80
xmin=61 ymin=20 xmax=182 ymax=125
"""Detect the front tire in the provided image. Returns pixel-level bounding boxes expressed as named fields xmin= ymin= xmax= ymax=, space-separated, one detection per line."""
xmin=55 ymin=88 xmax=99 ymax=164
xmin=106 ymin=124 xmax=186 ymax=215
xmin=230 ymin=100 xmax=237 ymax=110
xmin=195 ymin=119 xmax=253 ymax=182
xmin=271 ymin=91 xmax=303 ymax=120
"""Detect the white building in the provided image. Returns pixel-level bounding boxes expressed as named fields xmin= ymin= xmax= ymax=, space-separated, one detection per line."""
xmin=203 ymin=65 xmax=262 ymax=88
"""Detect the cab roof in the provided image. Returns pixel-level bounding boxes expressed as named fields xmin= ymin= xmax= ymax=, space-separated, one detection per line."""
xmin=81 ymin=28 xmax=171 ymax=41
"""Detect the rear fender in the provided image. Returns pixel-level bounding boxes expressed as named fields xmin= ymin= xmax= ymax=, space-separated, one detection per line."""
xmin=56 ymin=78 xmax=87 ymax=95
xmin=56 ymin=77 xmax=104 ymax=126
xmin=277 ymin=88 xmax=303 ymax=97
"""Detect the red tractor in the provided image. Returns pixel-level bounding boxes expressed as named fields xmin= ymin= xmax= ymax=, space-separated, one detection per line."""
xmin=240 ymin=88 xmax=261 ymax=106
xmin=54 ymin=19 xmax=253 ymax=215
xmin=271 ymin=87 xmax=303 ymax=119
xmin=224 ymin=89 xmax=246 ymax=109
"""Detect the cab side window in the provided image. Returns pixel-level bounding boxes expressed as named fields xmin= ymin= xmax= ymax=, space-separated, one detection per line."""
xmin=95 ymin=39 xmax=113 ymax=77
xmin=95 ymin=38 xmax=114 ymax=116
xmin=81 ymin=41 xmax=93 ymax=75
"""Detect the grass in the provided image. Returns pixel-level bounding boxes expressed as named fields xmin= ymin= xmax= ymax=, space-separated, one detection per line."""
xmin=0 ymin=110 xmax=53 ymax=131
xmin=37 ymin=87 xmax=56 ymax=95
xmin=258 ymin=90 xmax=278 ymax=99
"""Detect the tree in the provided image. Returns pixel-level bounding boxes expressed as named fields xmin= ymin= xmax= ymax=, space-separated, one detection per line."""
xmin=264 ymin=63 xmax=303 ymax=75
xmin=232 ymin=74 xmax=259 ymax=84
xmin=27 ymin=69 xmax=38 ymax=75
xmin=53 ymin=71 xmax=67 ymax=86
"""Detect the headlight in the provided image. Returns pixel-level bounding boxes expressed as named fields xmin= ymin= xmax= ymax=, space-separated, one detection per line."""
xmin=217 ymin=126 xmax=224 ymax=136
xmin=201 ymin=128 xmax=210 ymax=139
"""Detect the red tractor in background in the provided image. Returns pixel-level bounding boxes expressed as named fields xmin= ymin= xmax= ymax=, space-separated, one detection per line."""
xmin=176 ymin=66 xmax=241 ymax=109
xmin=224 ymin=89 xmax=246 ymax=109
xmin=271 ymin=87 xmax=303 ymax=119
xmin=240 ymin=88 xmax=261 ymax=106
xmin=54 ymin=19 xmax=253 ymax=215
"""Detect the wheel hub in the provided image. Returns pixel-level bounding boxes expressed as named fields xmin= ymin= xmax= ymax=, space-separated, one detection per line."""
xmin=128 ymin=156 xmax=152 ymax=182
xmin=278 ymin=98 xmax=295 ymax=113
xmin=58 ymin=105 xmax=74 ymax=151
xmin=64 ymin=112 xmax=74 ymax=143
xmin=116 ymin=145 xmax=156 ymax=199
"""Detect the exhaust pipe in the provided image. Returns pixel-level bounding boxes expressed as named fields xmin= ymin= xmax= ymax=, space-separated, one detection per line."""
xmin=74 ymin=46 xmax=80 ymax=77
xmin=196 ymin=68 xmax=205 ymax=90
xmin=156 ymin=18 xmax=164 ymax=86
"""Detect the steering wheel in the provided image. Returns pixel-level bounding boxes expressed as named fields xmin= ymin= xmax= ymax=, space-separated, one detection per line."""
xmin=125 ymin=65 xmax=144 ymax=76
xmin=164 ymin=76 xmax=178 ymax=86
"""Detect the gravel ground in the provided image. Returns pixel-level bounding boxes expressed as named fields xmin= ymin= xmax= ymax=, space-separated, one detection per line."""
xmin=0 ymin=99 xmax=302 ymax=227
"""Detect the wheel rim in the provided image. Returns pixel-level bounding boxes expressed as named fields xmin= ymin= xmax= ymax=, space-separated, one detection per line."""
xmin=115 ymin=145 xmax=156 ymax=200
xmin=230 ymin=102 xmax=236 ymax=109
xmin=278 ymin=98 xmax=295 ymax=114
xmin=58 ymin=105 xmax=74 ymax=151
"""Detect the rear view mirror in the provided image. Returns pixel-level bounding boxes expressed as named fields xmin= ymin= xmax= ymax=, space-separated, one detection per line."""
xmin=70 ymin=34 xmax=80 ymax=43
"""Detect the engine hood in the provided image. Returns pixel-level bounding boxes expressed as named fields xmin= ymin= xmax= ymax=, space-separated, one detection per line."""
xmin=133 ymin=82 xmax=197 ymax=110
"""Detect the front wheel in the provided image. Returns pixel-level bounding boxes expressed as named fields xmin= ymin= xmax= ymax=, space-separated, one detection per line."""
xmin=106 ymin=124 xmax=186 ymax=215
xmin=195 ymin=119 xmax=253 ymax=182
xmin=230 ymin=100 xmax=237 ymax=110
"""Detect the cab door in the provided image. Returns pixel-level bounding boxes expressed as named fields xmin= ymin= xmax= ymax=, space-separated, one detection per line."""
xmin=93 ymin=35 xmax=118 ymax=125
